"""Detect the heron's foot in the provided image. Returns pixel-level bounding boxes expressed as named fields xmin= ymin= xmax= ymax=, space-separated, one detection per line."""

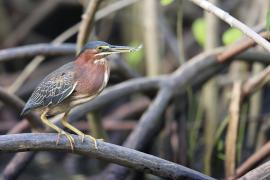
xmin=79 ymin=134 xmax=103 ymax=150
xmin=56 ymin=131 xmax=75 ymax=151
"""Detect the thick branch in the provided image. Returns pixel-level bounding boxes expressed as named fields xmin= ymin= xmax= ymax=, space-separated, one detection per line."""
xmin=0 ymin=133 xmax=214 ymax=180
xmin=105 ymin=87 xmax=173 ymax=179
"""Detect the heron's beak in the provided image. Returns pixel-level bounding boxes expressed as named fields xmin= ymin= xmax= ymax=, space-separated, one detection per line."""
xmin=109 ymin=44 xmax=142 ymax=53
xmin=98 ymin=44 xmax=142 ymax=56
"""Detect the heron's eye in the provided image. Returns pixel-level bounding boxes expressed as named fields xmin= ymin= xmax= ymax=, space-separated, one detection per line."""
xmin=97 ymin=46 xmax=103 ymax=50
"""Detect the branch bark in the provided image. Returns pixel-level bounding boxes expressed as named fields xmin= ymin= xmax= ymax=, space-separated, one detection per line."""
xmin=225 ymin=81 xmax=241 ymax=178
xmin=0 ymin=133 xmax=214 ymax=180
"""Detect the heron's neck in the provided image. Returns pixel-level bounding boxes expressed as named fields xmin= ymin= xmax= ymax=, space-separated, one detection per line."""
xmin=75 ymin=52 xmax=96 ymax=65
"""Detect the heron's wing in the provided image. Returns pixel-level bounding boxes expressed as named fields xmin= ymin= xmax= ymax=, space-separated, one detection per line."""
xmin=24 ymin=62 xmax=77 ymax=111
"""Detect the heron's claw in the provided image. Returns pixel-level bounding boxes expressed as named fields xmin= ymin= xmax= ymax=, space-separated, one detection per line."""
xmin=56 ymin=131 xmax=75 ymax=151
xmin=79 ymin=134 xmax=102 ymax=150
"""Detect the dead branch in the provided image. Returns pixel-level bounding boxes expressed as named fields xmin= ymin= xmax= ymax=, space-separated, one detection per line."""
xmin=225 ymin=81 xmax=241 ymax=178
xmin=76 ymin=0 xmax=103 ymax=51
xmin=239 ymin=160 xmax=270 ymax=180
xmin=0 ymin=133 xmax=214 ymax=180
xmin=235 ymin=141 xmax=270 ymax=178
xmin=0 ymin=43 xmax=75 ymax=63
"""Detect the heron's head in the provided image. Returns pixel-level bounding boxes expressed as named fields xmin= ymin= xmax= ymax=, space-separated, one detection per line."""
xmin=80 ymin=41 xmax=141 ymax=60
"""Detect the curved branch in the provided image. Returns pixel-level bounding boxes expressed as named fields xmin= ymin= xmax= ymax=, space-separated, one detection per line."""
xmin=67 ymin=76 xmax=163 ymax=121
xmin=2 ymin=152 xmax=36 ymax=180
xmin=123 ymin=87 xmax=173 ymax=149
xmin=236 ymin=141 xmax=270 ymax=178
xmin=0 ymin=133 xmax=214 ymax=180
xmin=0 ymin=87 xmax=42 ymax=130
xmin=239 ymin=160 xmax=270 ymax=180
xmin=0 ymin=43 xmax=75 ymax=63
xmin=105 ymin=87 xmax=173 ymax=179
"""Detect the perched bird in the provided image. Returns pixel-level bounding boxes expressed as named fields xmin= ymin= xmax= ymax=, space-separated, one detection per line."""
xmin=21 ymin=41 xmax=141 ymax=150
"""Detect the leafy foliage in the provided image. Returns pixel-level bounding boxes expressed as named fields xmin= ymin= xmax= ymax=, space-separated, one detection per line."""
xmin=191 ymin=18 xmax=206 ymax=47
xmin=222 ymin=28 xmax=243 ymax=45
xmin=160 ymin=0 xmax=175 ymax=6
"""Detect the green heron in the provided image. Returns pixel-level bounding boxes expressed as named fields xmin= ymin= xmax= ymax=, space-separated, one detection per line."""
xmin=21 ymin=41 xmax=141 ymax=150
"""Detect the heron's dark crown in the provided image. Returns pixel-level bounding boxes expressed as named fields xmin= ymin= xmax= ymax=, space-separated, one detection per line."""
xmin=82 ymin=41 xmax=110 ymax=51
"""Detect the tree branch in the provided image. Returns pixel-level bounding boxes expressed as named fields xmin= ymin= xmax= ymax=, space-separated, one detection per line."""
xmin=0 ymin=87 xmax=42 ymax=130
xmin=235 ymin=141 xmax=270 ymax=178
xmin=76 ymin=0 xmax=103 ymax=51
xmin=189 ymin=0 xmax=270 ymax=52
xmin=2 ymin=152 xmax=36 ymax=180
xmin=0 ymin=43 xmax=75 ymax=63
xmin=0 ymin=133 xmax=214 ymax=180
xmin=239 ymin=160 xmax=270 ymax=179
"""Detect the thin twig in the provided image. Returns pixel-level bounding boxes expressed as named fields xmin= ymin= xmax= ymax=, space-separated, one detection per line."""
xmin=8 ymin=55 xmax=45 ymax=93
xmin=218 ymin=32 xmax=270 ymax=62
xmin=76 ymin=0 xmax=103 ymax=52
xmin=143 ymin=0 xmax=160 ymax=76
xmin=242 ymin=65 xmax=270 ymax=96
xmin=189 ymin=0 xmax=270 ymax=52
xmin=235 ymin=141 xmax=270 ymax=178
xmin=225 ymin=81 xmax=242 ymax=178
xmin=239 ymin=160 xmax=270 ymax=179
xmin=202 ymin=0 xmax=220 ymax=175
xmin=0 ymin=133 xmax=214 ymax=180
xmin=2 ymin=0 xmax=60 ymax=47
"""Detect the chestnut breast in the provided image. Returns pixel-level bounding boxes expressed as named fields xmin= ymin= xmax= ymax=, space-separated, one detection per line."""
xmin=74 ymin=58 xmax=110 ymax=96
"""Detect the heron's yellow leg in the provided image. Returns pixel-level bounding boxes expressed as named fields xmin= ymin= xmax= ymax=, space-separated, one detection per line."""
xmin=40 ymin=110 xmax=75 ymax=150
xmin=61 ymin=112 xmax=100 ymax=149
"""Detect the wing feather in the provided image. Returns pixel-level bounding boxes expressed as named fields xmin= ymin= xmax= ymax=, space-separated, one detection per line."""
xmin=25 ymin=62 xmax=77 ymax=110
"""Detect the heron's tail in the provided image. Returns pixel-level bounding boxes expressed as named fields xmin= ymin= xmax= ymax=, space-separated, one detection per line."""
xmin=20 ymin=104 xmax=31 ymax=119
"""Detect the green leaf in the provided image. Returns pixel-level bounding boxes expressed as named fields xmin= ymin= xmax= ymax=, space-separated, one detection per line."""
xmin=222 ymin=28 xmax=243 ymax=45
xmin=191 ymin=18 xmax=206 ymax=47
xmin=125 ymin=42 xmax=143 ymax=69
xmin=160 ymin=0 xmax=174 ymax=6
xmin=267 ymin=3 xmax=270 ymax=31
